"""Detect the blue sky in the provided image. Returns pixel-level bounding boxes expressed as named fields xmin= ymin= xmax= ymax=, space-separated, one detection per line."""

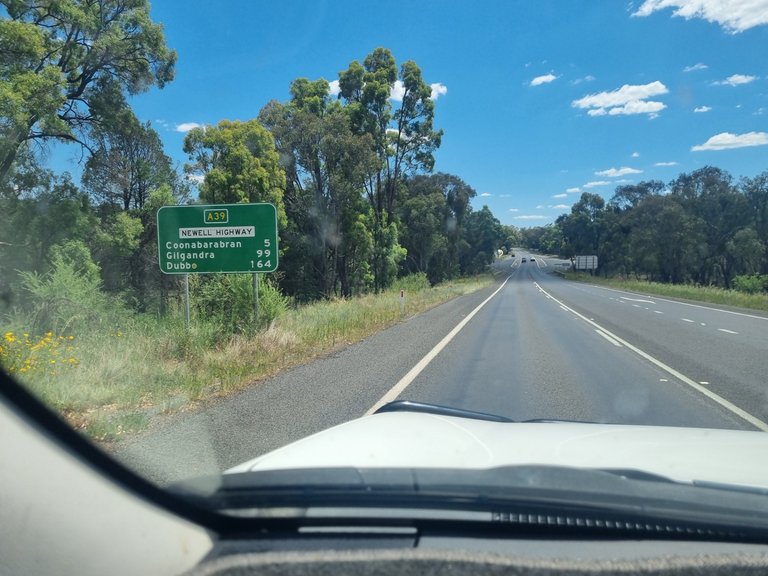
xmin=52 ymin=0 xmax=768 ymax=226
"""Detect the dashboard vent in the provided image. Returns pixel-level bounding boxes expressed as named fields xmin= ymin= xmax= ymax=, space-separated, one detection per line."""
xmin=491 ymin=511 xmax=740 ymax=539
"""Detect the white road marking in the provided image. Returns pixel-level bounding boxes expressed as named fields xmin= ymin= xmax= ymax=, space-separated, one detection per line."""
xmin=701 ymin=381 xmax=710 ymax=386
xmin=654 ymin=310 xmax=663 ymax=314
xmin=366 ymin=275 xmax=512 ymax=415
xmin=534 ymin=281 xmax=768 ymax=432
xmin=595 ymin=329 xmax=623 ymax=347
xmin=718 ymin=328 xmax=739 ymax=335
xmin=701 ymin=323 xmax=706 ymax=326
xmin=560 ymin=305 xmax=569 ymax=312
xmin=633 ymin=304 xmax=642 ymax=308
xmin=660 ymin=379 xmax=668 ymax=382
xmin=620 ymin=296 xmax=656 ymax=304
xmin=682 ymin=318 xmax=695 ymax=323
xmin=593 ymin=285 xmax=768 ymax=321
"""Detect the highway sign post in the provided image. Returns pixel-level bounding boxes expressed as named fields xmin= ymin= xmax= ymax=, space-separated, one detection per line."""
xmin=574 ymin=255 xmax=598 ymax=271
xmin=157 ymin=203 xmax=279 ymax=327
xmin=157 ymin=203 xmax=278 ymax=274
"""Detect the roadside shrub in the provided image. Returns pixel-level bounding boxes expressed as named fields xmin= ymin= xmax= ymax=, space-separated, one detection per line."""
xmin=392 ymin=272 xmax=430 ymax=294
xmin=193 ymin=273 xmax=290 ymax=334
xmin=16 ymin=240 xmax=126 ymax=334
xmin=257 ymin=274 xmax=291 ymax=328
xmin=733 ymin=274 xmax=768 ymax=294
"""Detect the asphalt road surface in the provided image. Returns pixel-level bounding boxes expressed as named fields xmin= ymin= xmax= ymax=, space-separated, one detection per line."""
xmin=116 ymin=254 xmax=768 ymax=484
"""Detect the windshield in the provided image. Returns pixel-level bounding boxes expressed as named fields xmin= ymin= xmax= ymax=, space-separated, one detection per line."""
xmin=2 ymin=0 xmax=768 ymax=524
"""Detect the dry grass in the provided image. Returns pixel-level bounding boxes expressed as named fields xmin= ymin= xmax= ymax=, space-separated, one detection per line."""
xmin=7 ymin=275 xmax=492 ymax=440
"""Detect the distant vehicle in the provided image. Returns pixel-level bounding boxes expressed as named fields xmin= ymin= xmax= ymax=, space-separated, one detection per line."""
xmin=521 ymin=257 xmax=527 ymax=263
xmin=530 ymin=257 xmax=536 ymax=262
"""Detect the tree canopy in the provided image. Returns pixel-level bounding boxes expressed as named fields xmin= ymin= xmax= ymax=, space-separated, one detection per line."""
xmin=0 ymin=0 xmax=176 ymax=183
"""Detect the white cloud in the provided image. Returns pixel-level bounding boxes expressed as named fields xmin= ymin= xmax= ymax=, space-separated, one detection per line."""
xmin=535 ymin=204 xmax=545 ymax=209
xmin=175 ymin=122 xmax=202 ymax=133
xmin=694 ymin=105 xmax=712 ymax=112
xmin=583 ymin=181 xmax=611 ymax=188
xmin=185 ymin=174 xmax=205 ymax=185
xmin=714 ymin=74 xmax=758 ymax=86
xmin=566 ymin=187 xmax=581 ymax=193
xmin=328 ymin=80 xmax=341 ymax=96
xmin=530 ymin=73 xmax=558 ymax=87
xmin=514 ymin=215 xmax=549 ymax=220
xmin=480 ymin=192 xmax=493 ymax=197
xmin=571 ymin=75 xmax=596 ymax=85
xmin=573 ymin=81 xmax=668 ymax=118
xmin=390 ymin=80 xmax=446 ymax=101
xmin=683 ymin=62 xmax=708 ymax=72
xmin=655 ymin=161 xmax=678 ymax=166
xmin=632 ymin=0 xmax=768 ymax=33
xmin=430 ymin=82 xmax=448 ymax=100
xmin=595 ymin=166 xmax=643 ymax=177
xmin=551 ymin=204 xmax=570 ymax=209
xmin=631 ymin=151 xmax=640 ymax=158
xmin=509 ymin=208 xmax=520 ymax=212
xmin=553 ymin=193 xmax=568 ymax=199
xmin=605 ymin=100 xmax=666 ymax=117
xmin=390 ymin=80 xmax=405 ymax=101
xmin=692 ymin=131 xmax=768 ymax=151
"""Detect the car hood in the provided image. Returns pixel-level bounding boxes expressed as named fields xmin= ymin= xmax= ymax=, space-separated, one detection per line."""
xmin=227 ymin=411 xmax=768 ymax=490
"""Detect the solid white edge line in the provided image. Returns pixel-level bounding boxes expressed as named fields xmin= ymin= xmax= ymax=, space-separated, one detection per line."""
xmin=535 ymin=282 xmax=768 ymax=432
xmin=594 ymin=329 xmax=622 ymax=347
xmin=365 ymin=275 xmax=513 ymax=416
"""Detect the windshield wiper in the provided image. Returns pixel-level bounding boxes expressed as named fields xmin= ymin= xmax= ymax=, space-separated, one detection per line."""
xmin=170 ymin=465 xmax=768 ymax=542
xmin=374 ymin=400 xmax=604 ymax=425
xmin=374 ymin=400 xmax=514 ymax=422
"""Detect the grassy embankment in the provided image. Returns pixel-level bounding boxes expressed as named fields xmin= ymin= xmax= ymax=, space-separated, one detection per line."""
xmin=3 ymin=274 xmax=493 ymax=441
xmin=562 ymin=271 xmax=768 ymax=313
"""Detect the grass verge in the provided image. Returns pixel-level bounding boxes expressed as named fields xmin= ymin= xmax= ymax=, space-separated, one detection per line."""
xmin=5 ymin=275 xmax=493 ymax=441
xmin=562 ymin=271 xmax=768 ymax=313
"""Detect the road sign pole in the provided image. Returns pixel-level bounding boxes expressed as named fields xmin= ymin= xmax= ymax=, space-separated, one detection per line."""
xmin=185 ymin=273 xmax=191 ymax=328
xmin=253 ymin=272 xmax=259 ymax=322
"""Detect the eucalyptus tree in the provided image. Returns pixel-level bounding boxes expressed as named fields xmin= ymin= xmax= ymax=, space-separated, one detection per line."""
xmin=0 ymin=0 xmax=176 ymax=183
xmin=669 ymin=167 xmax=748 ymax=287
xmin=399 ymin=173 xmax=476 ymax=283
xmin=183 ymin=119 xmax=286 ymax=227
xmin=338 ymin=48 xmax=442 ymax=290
xmin=83 ymin=112 xmax=173 ymax=211
xmin=259 ymin=78 xmax=377 ymax=299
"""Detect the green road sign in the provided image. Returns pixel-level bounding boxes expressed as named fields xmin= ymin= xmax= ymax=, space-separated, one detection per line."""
xmin=157 ymin=203 xmax=278 ymax=274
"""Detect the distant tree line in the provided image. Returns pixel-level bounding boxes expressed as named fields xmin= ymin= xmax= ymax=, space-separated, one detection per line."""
xmin=1 ymin=1 xmax=510 ymax=330
xmin=522 ymin=167 xmax=768 ymax=291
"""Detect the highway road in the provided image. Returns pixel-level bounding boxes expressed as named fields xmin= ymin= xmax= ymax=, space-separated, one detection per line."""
xmin=116 ymin=254 xmax=768 ymax=484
